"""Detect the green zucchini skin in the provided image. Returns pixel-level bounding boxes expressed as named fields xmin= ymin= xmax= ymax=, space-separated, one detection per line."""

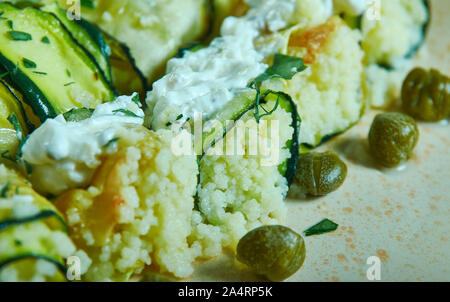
xmin=199 ymin=90 xmax=300 ymax=186
xmin=0 ymin=209 xmax=68 ymax=234
xmin=365 ymin=0 xmax=430 ymax=70
xmin=0 ymin=3 xmax=115 ymax=122
xmin=0 ymin=52 xmax=57 ymax=121
xmin=404 ymin=0 xmax=430 ymax=61
xmin=102 ymin=31 xmax=148 ymax=101
xmin=0 ymin=78 xmax=34 ymax=133
xmin=277 ymin=92 xmax=300 ymax=187
xmin=0 ymin=253 xmax=67 ymax=277
xmin=41 ymin=2 xmax=113 ymax=86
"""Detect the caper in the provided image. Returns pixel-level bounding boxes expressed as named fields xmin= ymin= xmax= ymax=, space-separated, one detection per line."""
xmin=401 ymin=67 xmax=450 ymax=122
xmin=368 ymin=112 xmax=419 ymax=168
xmin=236 ymin=225 xmax=306 ymax=282
xmin=294 ymin=151 xmax=347 ymax=196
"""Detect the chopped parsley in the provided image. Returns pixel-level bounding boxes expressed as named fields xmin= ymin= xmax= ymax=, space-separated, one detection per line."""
xmin=131 ymin=93 xmax=140 ymax=106
xmin=64 ymin=82 xmax=76 ymax=87
xmin=113 ymin=109 xmax=141 ymax=118
xmin=81 ymin=0 xmax=96 ymax=9
xmin=22 ymin=58 xmax=36 ymax=69
xmin=303 ymin=219 xmax=339 ymax=237
xmin=41 ymin=36 xmax=50 ymax=44
xmin=249 ymin=54 xmax=307 ymax=122
xmin=104 ymin=137 xmax=120 ymax=148
xmin=7 ymin=20 xmax=13 ymax=30
xmin=66 ymin=69 xmax=71 ymax=78
xmin=32 ymin=71 xmax=47 ymax=75
xmin=14 ymin=239 xmax=23 ymax=246
xmin=0 ymin=10 xmax=5 ymax=20
xmin=7 ymin=113 xmax=24 ymax=144
xmin=63 ymin=108 xmax=94 ymax=122
xmin=1 ymin=182 xmax=10 ymax=198
xmin=8 ymin=30 xmax=32 ymax=41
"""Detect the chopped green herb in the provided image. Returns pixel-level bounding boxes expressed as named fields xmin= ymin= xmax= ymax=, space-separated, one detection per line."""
xmin=104 ymin=137 xmax=120 ymax=148
xmin=249 ymin=54 xmax=307 ymax=122
xmin=303 ymin=219 xmax=339 ymax=237
xmin=41 ymin=36 xmax=50 ymax=44
xmin=22 ymin=58 xmax=36 ymax=69
xmin=81 ymin=0 xmax=96 ymax=9
xmin=8 ymin=31 xmax=32 ymax=41
xmin=66 ymin=69 xmax=71 ymax=78
xmin=32 ymin=71 xmax=47 ymax=75
xmin=14 ymin=239 xmax=23 ymax=246
xmin=7 ymin=113 xmax=24 ymax=144
xmin=0 ymin=10 xmax=5 ymax=20
xmin=176 ymin=114 xmax=183 ymax=121
xmin=64 ymin=82 xmax=75 ymax=87
xmin=113 ymin=109 xmax=141 ymax=118
xmin=131 ymin=93 xmax=140 ymax=106
xmin=1 ymin=151 xmax=15 ymax=163
xmin=63 ymin=108 xmax=94 ymax=122
xmin=1 ymin=182 xmax=10 ymax=198
xmin=7 ymin=20 xmax=13 ymax=30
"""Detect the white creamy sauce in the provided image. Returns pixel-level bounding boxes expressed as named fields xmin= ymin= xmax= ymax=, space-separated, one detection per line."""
xmin=148 ymin=0 xmax=297 ymax=129
xmin=334 ymin=0 xmax=368 ymax=16
xmin=22 ymin=94 xmax=144 ymax=196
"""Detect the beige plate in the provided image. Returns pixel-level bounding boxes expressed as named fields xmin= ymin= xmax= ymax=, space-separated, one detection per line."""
xmin=190 ymin=0 xmax=450 ymax=282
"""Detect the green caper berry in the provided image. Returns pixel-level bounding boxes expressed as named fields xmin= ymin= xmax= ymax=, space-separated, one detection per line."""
xmin=236 ymin=225 xmax=306 ymax=282
xmin=401 ymin=68 xmax=450 ymax=122
xmin=294 ymin=151 xmax=347 ymax=196
xmin=368 ymin=112 xmax=419 ymax=168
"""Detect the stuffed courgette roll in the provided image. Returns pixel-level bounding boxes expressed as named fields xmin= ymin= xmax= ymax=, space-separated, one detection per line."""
xmin=335 ymin=0 xmax=430 ymax=108
xmin=193 ymin=91 xmax=299 ymax=254
xmin=71 ymin=0 xmax=211 ymax=85
xmin=273 ymin=16 xmax=365 ymax=150
xmin=0 ymin=3 xmax=115 ymax=122
xmin=0 ymin=164 xmax=86 ymax=282
xmin=19 ymin=95 xmax=202 ymax=281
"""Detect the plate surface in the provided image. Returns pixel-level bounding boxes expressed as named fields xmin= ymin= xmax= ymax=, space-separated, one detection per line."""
xmin=190 ymin=0 xmax=450 ymax=282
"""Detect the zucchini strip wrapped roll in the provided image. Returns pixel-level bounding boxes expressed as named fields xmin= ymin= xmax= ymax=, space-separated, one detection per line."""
xmin=54 ymin=127 xmax=200 ymax=281
xmin=273 ymin=16 xmax=365 ymax=150
xmin=0 ymin=80 xmax=29 ymax=164
xmin=21 ymin=95 xmax=200 ymax=280
xmin=193 ymin=92 xmax=299 ymax=254
xmin=72 ymin=0 xmax=211 ymax=85
xmin=0 ymin=3 xmax=115 ymax=123
xmin=0 ymin=165 xmax=83 ymax=282
xmin=336 ymin=0 xmax=430 ymax=108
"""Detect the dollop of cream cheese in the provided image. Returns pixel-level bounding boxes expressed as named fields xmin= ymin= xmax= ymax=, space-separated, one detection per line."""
xmin=147 ymin=0 xmax=297 ymax=130
xmin=22 ymin=94 xmax=144 ymax=196
xmin=334 ymin=0 xmax=368 ymax=16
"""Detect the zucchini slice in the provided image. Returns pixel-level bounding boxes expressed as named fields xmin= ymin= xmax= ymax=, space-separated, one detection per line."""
xmin=0 ymin=164 xmax=73 ymax=282
xmin=76 ymin=0 xmax=211 ymax=85
xmin=102 ymin=32 xmax=148 ymax=101
xmin=274 ymin=17 xmax=365 ymax=150
xmin=196 ymin=92 xmax=299 ymax=248
xmin=0 ymin=165 xmax=68 ymax=233
xmin=0 ymin=3 xmax=115 ymax=122
xmin=200 ymin=90 xmax=300 ymax=185
xmin=41 ymin=2 xmax=113 ymax=84
xmin=0 ymin=80 xmax=28 ymax=160
xmin=360 ymin=0 xmax=430 ymax=69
